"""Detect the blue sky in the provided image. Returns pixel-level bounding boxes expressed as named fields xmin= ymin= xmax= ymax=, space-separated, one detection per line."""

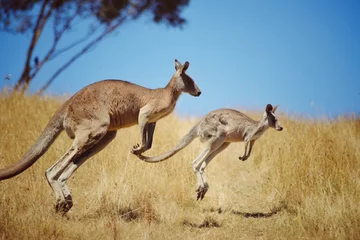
xmin=1 ymin=0 xmax=360 ymax=118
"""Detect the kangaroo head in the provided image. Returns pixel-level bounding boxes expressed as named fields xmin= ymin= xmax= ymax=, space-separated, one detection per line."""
xmin=173 ymin=59 xmax=201 ymax=97
xmin=265 ymin=104 xmax=283 ymax=131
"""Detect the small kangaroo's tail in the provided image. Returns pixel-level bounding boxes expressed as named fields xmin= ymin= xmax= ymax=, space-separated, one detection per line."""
xmin=138 ymin=125 xmax=199 ymax=163
xmin=0 ymin=109 xmax=65 ymax=181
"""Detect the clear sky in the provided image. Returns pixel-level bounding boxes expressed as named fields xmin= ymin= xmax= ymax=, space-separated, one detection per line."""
xmin=1 ymin=0 xmax=360 ymax=118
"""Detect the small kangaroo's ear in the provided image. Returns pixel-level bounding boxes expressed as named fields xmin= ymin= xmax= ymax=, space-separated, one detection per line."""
xmin=175 ymin=59 xmax=182 ymax=71
xmin=266 ymin=104 xmax=273 ymax=113
xmin=272 ymin=105 xmax=279 ymax=113
xmin=182 ymin=61 xmax=190 ymax=72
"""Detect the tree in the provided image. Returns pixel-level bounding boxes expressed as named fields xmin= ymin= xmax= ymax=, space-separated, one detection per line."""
xmin=0 ymin=0 xmax=190 ymax=94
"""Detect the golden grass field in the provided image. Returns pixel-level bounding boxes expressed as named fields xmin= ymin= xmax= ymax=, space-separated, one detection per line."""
xmin=0 ymin=94 xmax=359 ymax=240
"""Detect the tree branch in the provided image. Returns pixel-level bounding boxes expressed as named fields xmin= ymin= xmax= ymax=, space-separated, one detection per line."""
xmin=50 ymin=26 xmax=100 ymax=61
xmin=13 ymin=0 xmax=51 ymax=92
xmin=29 ymin=6 xmax=84 ymax=80
xmin=21 ymin=4 xmax=54 ymax=92
xmin=37 ymin=17 xmax=126 ymax=94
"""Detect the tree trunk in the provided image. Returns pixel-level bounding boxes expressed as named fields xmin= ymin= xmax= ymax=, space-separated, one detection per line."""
xmin=13 ymin=0 xmax=51 ymax=94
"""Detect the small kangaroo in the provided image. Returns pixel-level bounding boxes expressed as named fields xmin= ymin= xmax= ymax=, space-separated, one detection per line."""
xmin=0 ymin=59 xmax=201 ymax=213
xmin=133 ymin=104 xmax=283 ymax=200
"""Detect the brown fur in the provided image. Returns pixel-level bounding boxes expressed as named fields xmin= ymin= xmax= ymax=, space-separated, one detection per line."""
xmin=0 ymin=59 xmax=201 ymax=213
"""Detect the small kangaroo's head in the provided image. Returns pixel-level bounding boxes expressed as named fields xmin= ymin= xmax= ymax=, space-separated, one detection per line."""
xmin=265 ymin=104 xmax=283 ymax=131
xmin=173 ymin=59 xmax=201 ymax=97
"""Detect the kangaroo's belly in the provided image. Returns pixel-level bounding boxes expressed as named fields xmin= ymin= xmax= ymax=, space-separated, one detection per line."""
xmin=226 ymin=133 xmax=245 ymax=142
xmin=225 ymin=128 xmax=246 ymax=142
xmin=108 ymin=109 xmax=139 ymax=130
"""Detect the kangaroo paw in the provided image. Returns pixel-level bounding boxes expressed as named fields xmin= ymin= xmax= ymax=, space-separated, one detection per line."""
xmin=239 ymin=156 xmax=248 ymax=161
xmin=131 ymin=143 xmax=142 ymax=155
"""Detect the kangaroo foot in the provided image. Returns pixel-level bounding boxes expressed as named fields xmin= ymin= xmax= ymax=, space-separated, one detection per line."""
xmin=55 ymin=196 xmax=73 ymax=215
xmin=196 ymin=184 xmax=209 ymax=201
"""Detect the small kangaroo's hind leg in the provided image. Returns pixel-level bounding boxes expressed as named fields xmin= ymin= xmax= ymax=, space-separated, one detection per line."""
xmin=197 ymin=142 xmax=231 ymax=200
xmin=57 ymin=131 xmax=117 ymax=213
xmin=192 ymin=135 xmax=225 ymax=200
xmin=45 ymin=123 xmax=109 ymax=214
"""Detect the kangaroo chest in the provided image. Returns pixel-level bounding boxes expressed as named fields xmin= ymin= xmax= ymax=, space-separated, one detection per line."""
xmin=148 ymin=102 xmax=176 ymax=122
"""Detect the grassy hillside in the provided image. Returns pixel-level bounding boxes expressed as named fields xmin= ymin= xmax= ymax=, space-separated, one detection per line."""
xmin=0 ymin=94 xmax=359 ymax=240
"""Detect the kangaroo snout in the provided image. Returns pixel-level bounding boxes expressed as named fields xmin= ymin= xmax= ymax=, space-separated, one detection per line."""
xmin=190 ymin=91 xmax=201 ymax=97
xmin=277 ymin=126 xmax=283 ymax=131
xmin=194 ymin=85 xmax=202 ymax=97
xmin=189 ymin=88 xmax=201 ymax=97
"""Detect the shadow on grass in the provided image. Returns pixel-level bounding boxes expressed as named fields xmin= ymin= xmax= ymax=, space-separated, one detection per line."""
xmin=77 ymin=204 xmax=158 ymax=224
xmin=231 ymin=209 xmax=280 ymax=218
xmin=183 ymin=216 xmax=221 ymax=228
xmin=206 ymin=201 xmax=289 ymax=219
xmin=183 ymin=202 xmax=290 ymax=229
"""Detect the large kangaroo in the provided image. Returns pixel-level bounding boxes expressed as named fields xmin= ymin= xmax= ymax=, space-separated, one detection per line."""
xmin=133 ymin=104 xmax=283 ymax=200
xmin=0 ymin=59 xmax=201 ymax=213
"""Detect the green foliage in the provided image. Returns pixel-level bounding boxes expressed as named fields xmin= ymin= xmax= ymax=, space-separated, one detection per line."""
xmin=0 ymin=0 xmax=189 ymax=33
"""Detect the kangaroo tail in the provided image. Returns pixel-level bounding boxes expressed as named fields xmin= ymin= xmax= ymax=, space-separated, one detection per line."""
xmin=0 ymin=110 xmax=64 ymax=180
xmin=138 ymin=125 xmax=198 ymax=163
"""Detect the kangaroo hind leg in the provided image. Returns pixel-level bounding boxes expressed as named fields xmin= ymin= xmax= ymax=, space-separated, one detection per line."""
xmin=58 ymin=131 xmax=117 ymax=213
xmin=45 ymin=125 xmax=109 ymax=214
xmin=192 ymin=136 xmax=225 ymax=200
xmin=197 ymin=142 xmax=231 ymax=200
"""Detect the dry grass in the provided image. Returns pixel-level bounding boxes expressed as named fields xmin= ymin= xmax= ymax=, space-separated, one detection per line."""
xmin=0 ymin=94 xmax=359 ymax=240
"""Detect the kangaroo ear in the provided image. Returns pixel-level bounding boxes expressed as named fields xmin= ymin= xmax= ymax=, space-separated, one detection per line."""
xmin=175 ymin=59 xmax=182 ymax=71
xmin=272 ymin=105 xmax=279 ymax=113
xmin=182 ymin=61 xmax=190 ymax=72
xmin=266 ymin=104 xmax=273 ymax=113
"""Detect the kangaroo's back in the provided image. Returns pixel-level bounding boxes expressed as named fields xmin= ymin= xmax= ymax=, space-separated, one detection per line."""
xmin=68 ymin=79 xmax=154 ymax=109
xmin=64 ymin=80 xmax=155 ymax=130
